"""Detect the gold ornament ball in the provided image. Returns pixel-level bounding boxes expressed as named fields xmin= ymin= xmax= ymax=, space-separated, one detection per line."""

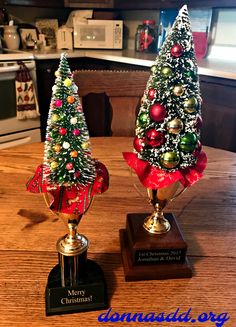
xmin=161 ymin=66 xmax=172 ymax=78
xmin=51 ymin=114 xmax=60 ymax=122
xmin=55 ymin=70 xmax=60 ymax=77
xmin=70 ymin=150 xmax=78 ymax=158
xmin=54 ymin=144 xmax=61 ymax=152
xmin=184 ymin=97 xmax=198 ymax=114
xmin=50 ymin=161 xmax=58 ymax=169
xmin=81 ymin=142 xmax=89 ymax=150
xmin=141 ymin=96 xmax=145 ymax=105
xmin=64 ymin=78 xmax=72 ymax=87
xmin=160 ymin=152 xmax=180 ymax=169
xmin=167 ymin=118 xmax=184 ymax=134
xmin=173 ymin=85 xmax=184 ymax=96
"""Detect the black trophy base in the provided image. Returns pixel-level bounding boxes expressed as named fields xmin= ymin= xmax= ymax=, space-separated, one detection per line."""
xmin=45 ymin=259 xmax=108 ymax=316
xmin=120 ymin=213 xmax=192 ymax=282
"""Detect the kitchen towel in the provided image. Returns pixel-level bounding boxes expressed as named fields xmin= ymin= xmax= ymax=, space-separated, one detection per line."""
xmin=15 ymin=61 xmax=40 ymax=120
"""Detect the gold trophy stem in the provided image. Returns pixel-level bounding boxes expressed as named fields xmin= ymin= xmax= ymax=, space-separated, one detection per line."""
xmin=43 ymin=192 xmax=89 ymax=287
xmin=143 ymin=184 xmax=187 ymax=235
xmin=143 ymin=203 xmax=171 ymax=234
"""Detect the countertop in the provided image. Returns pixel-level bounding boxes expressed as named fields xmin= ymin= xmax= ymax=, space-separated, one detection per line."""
xmin=0 ymin=137 xmax=236 ymax=326
xmin=31 ymin=48 xmax=236 ymax=80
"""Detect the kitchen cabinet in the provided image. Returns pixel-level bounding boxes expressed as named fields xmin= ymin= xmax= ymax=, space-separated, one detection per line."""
xmin=200 ymin=75 xmax=236 ymax=152
xmin=64 ymin=0 xmax=113 ymax=8
xmin=0 ymin=0 xmax=64 ymax=7
xmin=112 ymin=0 xmax=236 ymax=9
xmin=1 ymin=0 xmax=236 ymax=8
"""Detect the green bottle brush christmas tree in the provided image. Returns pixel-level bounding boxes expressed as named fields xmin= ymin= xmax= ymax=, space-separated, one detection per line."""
xmin=26 ymin=53 xmax=109 ymax=215
xmin=123 ymin=5 xmax=207 ymax=189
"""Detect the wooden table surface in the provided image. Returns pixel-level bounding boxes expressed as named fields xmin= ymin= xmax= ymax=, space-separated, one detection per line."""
xmin=0 ymin=137 xmax=235 ymax=327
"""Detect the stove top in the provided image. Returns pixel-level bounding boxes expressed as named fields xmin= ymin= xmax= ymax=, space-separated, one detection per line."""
xmin=0 ymin=48 xmax=34 ymax=61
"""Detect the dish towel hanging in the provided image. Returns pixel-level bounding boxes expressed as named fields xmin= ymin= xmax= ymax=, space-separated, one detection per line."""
xmin=15 ymin=61 xmax=40 ymax=120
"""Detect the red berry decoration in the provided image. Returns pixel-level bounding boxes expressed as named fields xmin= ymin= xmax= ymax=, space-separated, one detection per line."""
xmin=59 ymin=127 xmax=67 ymax=135
xmin=72 ymin=129 xmax=80 ymax=136
xmin=147 ymin=88 xmax=156 ymax=101
xmin=133 ymin=136 xmax=144 ymax=152
xmin=171 ymin=43 xmax=184 ymax=58
xmin=145 ymin=129 xmax=165 ymax=147
xmin=66 ymin=162 xmax=73 ymax=170
xmin=149 ymin=103 xmax=167 ymax=122
xmin=54 ymin=99 xmax=62 ymax=107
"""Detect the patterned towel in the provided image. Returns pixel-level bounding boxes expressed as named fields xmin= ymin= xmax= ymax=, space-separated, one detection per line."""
xmin=15 ymin=61 xmax=40 ymax=120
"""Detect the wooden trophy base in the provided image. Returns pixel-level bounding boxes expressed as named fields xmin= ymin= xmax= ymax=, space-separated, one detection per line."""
xmin=120 ymin=213 xmax=192 ymax=281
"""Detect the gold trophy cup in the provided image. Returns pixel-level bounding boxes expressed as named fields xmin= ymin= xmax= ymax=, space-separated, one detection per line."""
xmin=143 ymin=182 xmax=186 ymax=234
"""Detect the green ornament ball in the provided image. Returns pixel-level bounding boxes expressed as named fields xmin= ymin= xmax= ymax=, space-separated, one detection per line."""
xmin=161 ymin=66 xmax=172 ymax=78
xmin=160 ymin=152 xmax=180 ymax=169
xmin=138 ymin=112 xmax=149 ymax=126
xmin=183 ymin=97 xmax=198 ymax=114
xmin=150 ymin=65 xmax=158 ymax=74
xmin=179 ymin=132 xmax=197 ymax=152
xmin=185 ymin=70 xmax=197 ymax=79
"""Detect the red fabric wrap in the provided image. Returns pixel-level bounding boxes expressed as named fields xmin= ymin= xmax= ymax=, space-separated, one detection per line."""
xmin=26 ymin=161 xmax=109 ymax=215
xmin=123 ymin=151 xmax=207 ymax=189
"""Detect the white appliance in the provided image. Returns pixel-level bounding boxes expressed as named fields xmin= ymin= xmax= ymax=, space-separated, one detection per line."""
xmin=73 ymin=20 xmax=123 ymax=49
xmin=0 ymin=49 xmax=41 ymax=149
xmin=57 ymin=26 xmax=73 ymax=50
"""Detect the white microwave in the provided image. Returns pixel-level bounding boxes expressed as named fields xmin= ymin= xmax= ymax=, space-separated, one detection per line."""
xmin=73 ymin=20 xmax=123 ymax=49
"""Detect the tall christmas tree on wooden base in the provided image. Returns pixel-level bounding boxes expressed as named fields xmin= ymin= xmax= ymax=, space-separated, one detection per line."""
xmin=26 ymin=53 xmax=109 ymax=315
xmin=121 ymin=5 xmax=207 ymax=282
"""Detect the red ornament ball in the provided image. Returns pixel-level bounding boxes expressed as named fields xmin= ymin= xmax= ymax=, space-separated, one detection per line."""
xmin=72 ymin=129 xmax=80 ymax=136
xmin=74 ymin=171 xmax=81 ymax=178
xmin=133 ymin=136 xmax=144 ymax=152
xmin=196 ymin=116 xmax=203 ymax=130
xmin=147 ymin=88 xmax=156 ymax=101
xmin=59 ymin=127 xmax=67 ymax=135
xmin=66 ymin=162 xmax=74 ymax=170
xmin=171 ymin=44 xmax=184 ymax=58
xmin=149 ymin=103 xmax=167 ymax=122
xmin=145 ymin=129 xmax=165 ymax=147
xmin=193 ymin=141 xmax=202 ymax=157
xmin=76 ymin=105 xmax=83 ymax=112
xmin=54 ymin=99 xmax=62 ymax=107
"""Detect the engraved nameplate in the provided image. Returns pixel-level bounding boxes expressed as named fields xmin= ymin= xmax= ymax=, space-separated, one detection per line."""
xmin=135 ymin=249 xmax=186 ymax=265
